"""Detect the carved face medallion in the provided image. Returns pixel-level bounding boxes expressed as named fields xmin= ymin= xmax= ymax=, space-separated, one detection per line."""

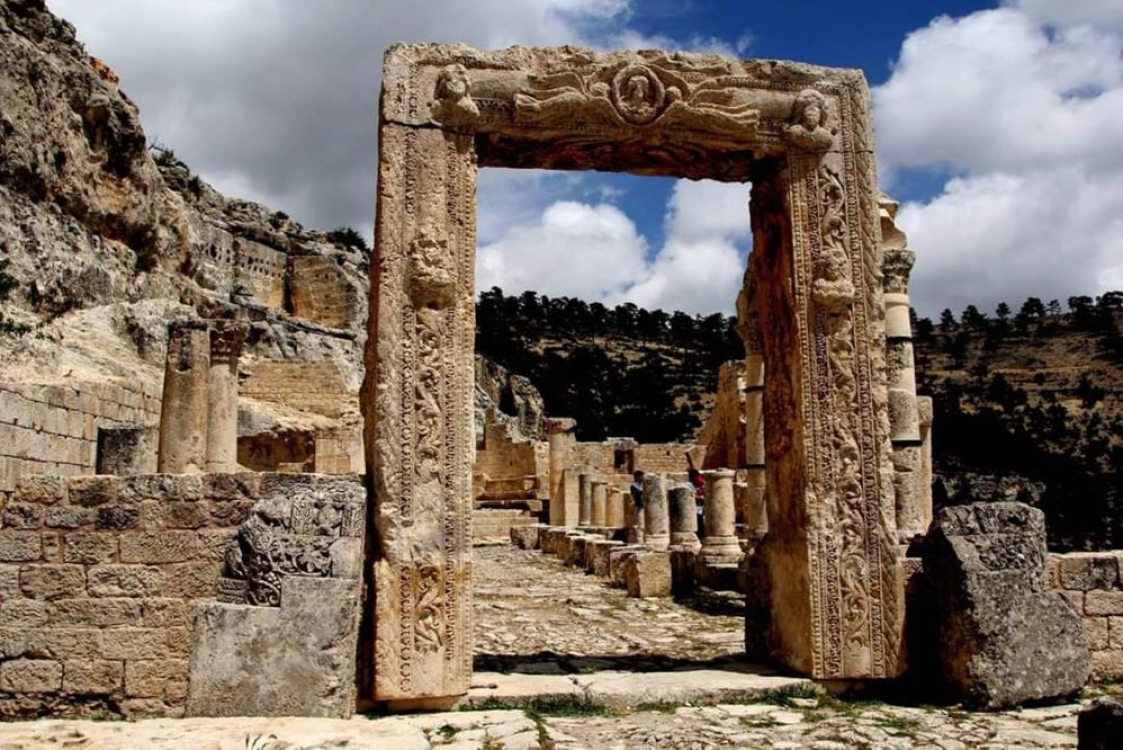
xmin=611 ymin=64 xmax=665 ymax=124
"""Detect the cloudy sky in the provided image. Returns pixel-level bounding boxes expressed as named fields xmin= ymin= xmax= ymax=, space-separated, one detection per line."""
xmin=48 ymin=0 xmax=1123 ymax=317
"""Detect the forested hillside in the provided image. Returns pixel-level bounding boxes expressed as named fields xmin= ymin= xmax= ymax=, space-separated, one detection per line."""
xmin=475 ymin=287 xmax=742 ymax=443
xmin=476 ymin=288 xmax=1123 ymax=551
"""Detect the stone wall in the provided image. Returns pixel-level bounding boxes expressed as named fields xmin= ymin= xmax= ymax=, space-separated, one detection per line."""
xmin=0 ymin=381 xmax=162 ymax=493
xmin=290 ymin=256 xmax=362 ymax=329
xmin=0 ymin=472 xmax=365 ymax=719
xmin=475 ymin=422 xmax=546 ymax=482
xmin=1049 ymin=552 xmax=1123 ymax=680
xmin=633 ymin=444 xmax=694 ymax=474
xmin=240 ymin=361 xmax=354 ymax=420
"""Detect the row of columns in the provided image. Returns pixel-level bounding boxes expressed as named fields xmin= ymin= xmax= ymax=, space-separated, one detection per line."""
xmin=157 ymin=319 xmax=248 ymax=474
xmin=880 ymin=196 xmax=933 ymax=543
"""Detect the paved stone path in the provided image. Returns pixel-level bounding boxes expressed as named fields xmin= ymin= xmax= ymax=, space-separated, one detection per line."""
xmin=474 ymin=545 xmax=745 ymax=671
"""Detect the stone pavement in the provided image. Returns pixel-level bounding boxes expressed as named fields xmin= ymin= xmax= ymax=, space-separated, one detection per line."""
xmin=474 ymin=545 xmax=745 ymax=670
xmin=0 ymin=695 xmax=1091 ymax=749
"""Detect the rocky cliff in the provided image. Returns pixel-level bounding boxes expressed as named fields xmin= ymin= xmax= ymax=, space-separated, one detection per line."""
xmin=0 ymin=0 xmax=370 ymax=480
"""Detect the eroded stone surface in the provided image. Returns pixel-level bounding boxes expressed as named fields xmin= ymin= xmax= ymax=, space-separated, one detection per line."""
xmin=926 ymin=503 xmax=1090 ymax=709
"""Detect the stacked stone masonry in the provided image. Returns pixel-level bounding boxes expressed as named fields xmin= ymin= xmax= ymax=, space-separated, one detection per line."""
xmin=1050 ymin=552 xmax=1123 ymax=680
xmin=0 ymin=472 xmax=365 ymax=719
xmin=0 ymin=381 xmax=162 ymax=493
xmin=240 ymin=361 xmax=354 ymax=420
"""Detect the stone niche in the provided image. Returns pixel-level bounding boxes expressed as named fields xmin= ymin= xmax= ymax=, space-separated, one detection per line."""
xmin=362 ymin=43 xmax=902 ymax=707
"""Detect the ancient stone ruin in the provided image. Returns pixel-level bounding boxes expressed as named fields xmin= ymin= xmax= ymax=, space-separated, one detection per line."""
xmin=0 ymin=30 xmax=1116 ymax=725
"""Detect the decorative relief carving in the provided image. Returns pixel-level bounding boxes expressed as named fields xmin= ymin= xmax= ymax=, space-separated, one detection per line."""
xmin=813 ymin=166 xmax=855 ymax=311
xmin=431 ymin=64 xmax=479 ymax=126
xmin=219 ymin=481 xmax=364 ymax=607
xmin=514 ymin=62 xmax=759 ymax=138
xmin=409 ymin=226 xmax=457 ymax=309
xmin=785 ymin=88 xmax=834 ymax=152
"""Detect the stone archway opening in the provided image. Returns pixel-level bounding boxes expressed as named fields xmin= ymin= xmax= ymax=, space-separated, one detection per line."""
xmin=361 ymin=44 xmax=904 ymax=710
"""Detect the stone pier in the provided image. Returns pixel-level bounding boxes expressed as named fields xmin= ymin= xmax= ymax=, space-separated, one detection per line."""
xmin=591 ymin=479 xmax=608 ymax=527
xmin=578 ymin=470 xmax=594 ymax=527
xmin=606 ymin=487 xmax=626 ymax=528
xmin=206 ymin=321 xmax=248 ymax=473
xmin=642 ymin=473 xmax=670 ymax=551
xmin=669 ymin=483 xmax=701 ymax=551
xmin=547 ymin=418 xmax=577 ymax=526
xmin=157 ymin=319 xmax=211 ymax=473
xmin=700 ymin=469 xmax=742 ymax=565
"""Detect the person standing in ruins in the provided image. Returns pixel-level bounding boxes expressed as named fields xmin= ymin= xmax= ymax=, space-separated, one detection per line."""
xmin=630 ymin=470 xmax=645 ymax=513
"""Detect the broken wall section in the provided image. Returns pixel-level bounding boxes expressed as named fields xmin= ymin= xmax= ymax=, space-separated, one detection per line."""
xmin=0 ymin=472 xmax=365 ymax=719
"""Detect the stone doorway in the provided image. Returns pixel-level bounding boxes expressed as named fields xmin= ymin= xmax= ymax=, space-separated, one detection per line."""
xmin=361 ymin=44 xmax=903 ymax=708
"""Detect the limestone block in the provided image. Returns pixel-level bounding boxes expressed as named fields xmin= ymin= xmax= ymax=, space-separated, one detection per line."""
xmin=44 ymin=506 xmax=93 ymax=529
xmin=591 ymin=540 xmax=624 ymax=577
xmin=95 ymin=505 xmax=141 ymax=531
xmin=568 ymin=536 xmax=592 ymax=568
xmin=51 ymin=598 xmax=142 ymax=628
xmin=609 ymin=547 xmax=643 ymax=588
xmin=12 ymin=476 xmax=66 ymax=505
xmin=1091 ymin=649 xmax=1123 ymax=681
xmin=63 ymin=659 xmax=123 ymax=695
xmin=696 ymin=561 xmax=742 ymax=592
xmin=1085 ymin=591 xmax=1123 ymax=616
xmin=63 ymin=533 xmax=116 ymax=565
xmin=119 ymin=532 xmax=202 ymax=564
xmin=1060 ymin=553 xmax=1120 ymax=591
xmin=95 ymin=426 xmax=157 ymax=476
xmin=624 ymin=553 xmax=672 ymax=598
xmin=0 ymin=532 xmax=41 ymax=563
xmin=925 ymin=502 xmax=1090 ymax=708
xmin=1078 ymin=697 xmax=1123 ymax=750
xmin=19 ymin=564 xmax=85 ymax=600
xmin=540 ymin=527 xmax=563 ymax=555
xmin=187 ymin=577 xmax=360 ymax=717
xmin=510 ymin=524 xmax=541 ymax=550
xmin=1 ymin=503 xmax=43 ymax=530
xmin=68 ymin=476 xmax=119 ymax=507
xmin=0 ymin=658 xmax=62 ymax=693
xmin=1084 ymin=617 xmax=1109 ymax=651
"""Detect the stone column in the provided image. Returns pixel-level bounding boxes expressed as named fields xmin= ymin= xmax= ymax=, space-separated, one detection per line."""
xmin=560 ymin=468 xmax=579 ymax=528
xmin=642 ymin=473 xmax=670 ymax=551
xmin=547 ymin=418 xmax=577 ymax=526
xmin=882 ymin=197 xmax=928 ymax=543
xmin=206 ymin=321 xmax=248 ymax=473
xmin=577 ymin=470 xmax=593 ymax=527
xmin=591 ymin=480 xmax=608 ymax=527
xmin=918 ymin=396 xmax=934 ymax=532
xmin=158 ymin=319 xmax=210 ymax=474
xmin=700 ymin=469 xmax=741 ymax=564
xmin=669 ymin=484 xmax=700 ymax=551
xmin=743 ymin=348 xmax=767 ymax=536
xmin=624 ymin=485 xmax=644 ymax=543
xmin=606 ymin=487 xmax=626 ymax=528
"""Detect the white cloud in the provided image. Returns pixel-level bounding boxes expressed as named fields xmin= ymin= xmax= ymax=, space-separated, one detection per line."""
xmin=477 ymin=200 xmax=649 ymax=300
xmin=873 ymin=6 xmax=1123 ymax=316
xmin=616 ymin=180 xmax=750 ymax=314
xmin=1008 ymin=0 xmax=1123 ymax=30
xmin=476 ymin=178 xmax=751 ymax=314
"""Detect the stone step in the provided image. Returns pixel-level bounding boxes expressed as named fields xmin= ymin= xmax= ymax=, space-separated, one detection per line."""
xmin=460 ymin=666 xmax=812 ymax=710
